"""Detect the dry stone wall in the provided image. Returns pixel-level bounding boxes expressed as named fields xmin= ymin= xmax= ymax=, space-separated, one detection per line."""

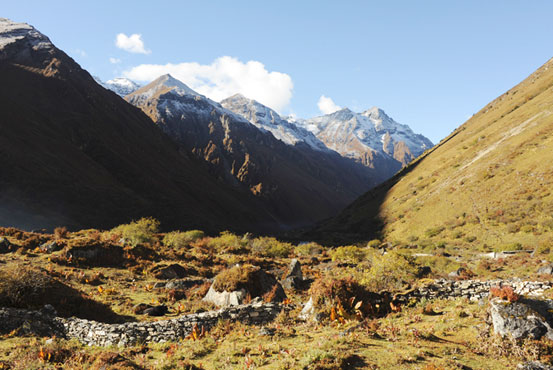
xmin=1 ymin=301 xmax=282 ymax=347
xmin=395 ymin=279 xmax=552 ymax=303
xmin=3 ymin=279 xmax=553 ymax=347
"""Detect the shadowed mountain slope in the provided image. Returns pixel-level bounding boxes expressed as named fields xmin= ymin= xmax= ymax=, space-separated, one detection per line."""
xmin=126 ymin=76 xmax=381 ymax=228
xmin=0 ymin=18 xmax=278 ymax=232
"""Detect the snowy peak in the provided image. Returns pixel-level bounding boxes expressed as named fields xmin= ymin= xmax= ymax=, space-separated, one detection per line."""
xmin=221 ymin=94 xmax=330 ymax=151
xmin=104 ymin=78 xmax=140 ymax=97
xmin=0 ymin=18 xmax=53 ymax=57
xmin=94 ymin=77 xmax=141 ymax=97
xmin=297 ymin=107 xmax=433 ymax=166
xmin=149 ymin=74 xmax=200 ymax=97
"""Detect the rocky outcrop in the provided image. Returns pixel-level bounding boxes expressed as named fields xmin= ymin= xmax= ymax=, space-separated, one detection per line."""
xmin=204 ymin=266 xmax=286 ymax=307
xmin=0 ymin=237 xmax=15 ymax=254
xmin=490 ymin=298 xmax=553 ymax=340
xmin=0 ymin=305 xmax=63 ymax=337
xmin=203 ymin=286 xmax=246 ymax=307
xmin=518 ymin=362 xmax=553 ymax=370
xmin=282 ymin=259 xmax=304 ymax=290
xmin=151 ymin=264 xmax=191 ymax=280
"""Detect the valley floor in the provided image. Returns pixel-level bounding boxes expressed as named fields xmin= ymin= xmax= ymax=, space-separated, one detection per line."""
xmin=1 ymin=221 xmax=552 ymax=369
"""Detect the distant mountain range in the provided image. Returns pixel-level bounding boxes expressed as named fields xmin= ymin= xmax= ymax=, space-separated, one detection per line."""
xmin=125 ymin=75 xmax=379 ymax=228
xmin=0 ymin=17 xmax=433 ymax=233
xmin=0 ymin=18 xmax=277 ymax=232
xmin=98 ymin=77 xmax=432 ymax=182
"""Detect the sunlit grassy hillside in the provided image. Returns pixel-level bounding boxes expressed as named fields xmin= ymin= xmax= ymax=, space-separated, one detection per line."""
xmin=316 ymin=57 xmax=553 ymax=250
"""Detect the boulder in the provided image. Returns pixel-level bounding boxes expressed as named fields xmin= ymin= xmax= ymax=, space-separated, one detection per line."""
xmin=282 ymin=258 xmax=305 ymax=290
xmin=517 ymin=362 xmax=553 ymax=370
xmin=143 ymin=305 xmax=168 ymax=317
xmin=151 ymin=264 xmax=192 ymax=280
xmin=39 ymin=241 xmax=61 ymax=253
xmin=489 ymin=297 xmax=553 ymax=340
xmin=203 ymin=265 xmax=286 ymax=307
xmin=537 ymin=264 xmax=553 ymax=275
xmin=0 ymin=237 xmax=15 ymax=254
xmin=65 ymin=243 xmax=124 ymax=266
xmin=287 ymin=259 xmax=303 ymax=280
xmin=203 ymin=286 xmax=246 ymax=306
xmin=282 ymin=276 xmax=303 ymax=290
xmin=165 ymin=279 xmax=205 ymax=290
xmin=298 ymin=297 xmax=315 ymax=321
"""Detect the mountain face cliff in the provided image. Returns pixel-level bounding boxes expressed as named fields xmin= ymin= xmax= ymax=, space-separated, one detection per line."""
xmin=311 ymin=56 xmax=553 ymax=246
xmin=295 ymin=107 xmax=433 ymax=173
xmin=0 ymin=18 xmax=278 ymax=232
xmin=126 ymin=75 xmax=381 ymax=228
xmin=220 ymin=94 xmax=330 ymax=152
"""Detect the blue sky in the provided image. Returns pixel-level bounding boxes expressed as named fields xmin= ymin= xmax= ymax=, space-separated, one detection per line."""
xmin=4 ymin=1 xmax=553 ymax=143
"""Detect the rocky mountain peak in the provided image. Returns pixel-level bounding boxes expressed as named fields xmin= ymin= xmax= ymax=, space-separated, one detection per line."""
xmin=153 ymin=74 xmax=199 ymax=96
xmin=0 ymin=18 xmax=53 ymax=60
xmin=221 ymin=94 xmax=330 ymax=151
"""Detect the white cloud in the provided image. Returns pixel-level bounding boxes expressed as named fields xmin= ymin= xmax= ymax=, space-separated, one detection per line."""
xmin=75 ymin=49 xmax=87 ymax=57
xmin=318 ymin=95 xmax=341 ymax=114
xmin=109 ymin=57 xmax=121 ymax=64
xmin=123 ymin=56 xmax=293 ymax=112
xmin=115 ymin=33 xmax=150 ymax=54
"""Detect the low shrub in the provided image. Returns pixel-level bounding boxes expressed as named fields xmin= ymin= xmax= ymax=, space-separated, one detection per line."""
xmin=0 ymin=266 xmax=51 ymax=307
xmin=490 ymin=285 xmax=520 ymax=302
xmin=294 ymin=242 xmax=323 ymax=256
xmin=310 ymin=276 xmax=389 ymax=319
xmin=250 ymin=237 xmax=292 ymax=258
xmin=53 ymin=226 xmax=68 ymax=240
xmin=207 ymin=231 xmax=248 ymax=253
xmin=361 ymin=251 xmax=419 ymax=292
xmin=329 ymin=245 xmax=366 ymax=264
xmin=366 ymin=239 xmax=381 ymax=248
xmin=110 ymin=217 xmax=160 ymax=246
xmin=163 ymin=230 xmax=205 ymax=249
xmin=424 ymin=226 xmax=445 ymax=238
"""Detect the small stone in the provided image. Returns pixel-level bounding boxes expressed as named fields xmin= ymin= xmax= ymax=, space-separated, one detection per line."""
xmin=259 ymin=327 xmax=275 ymax=336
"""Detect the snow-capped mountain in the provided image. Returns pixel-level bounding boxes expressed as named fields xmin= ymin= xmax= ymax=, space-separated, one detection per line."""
xmin=125 ymin=74 xmax=380 ymax=227
xmin=221 ymin=94 xmax=329 ymax=152
xmin=0 ymin=18 xmax=53 ymax=56
xmin=296 ymin=107 xmax=433 ymax=167
xmin=94 ymin=77 xmax=141 ymax=97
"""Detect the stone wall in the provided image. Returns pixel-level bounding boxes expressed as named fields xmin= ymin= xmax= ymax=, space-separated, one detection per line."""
xmin=395 ymin=279 xmax=552 ymax=303
xmin=1 ymin=301 xmax=282 ymax=347
xmin=3 ymin=279 xmax=552 ymax=347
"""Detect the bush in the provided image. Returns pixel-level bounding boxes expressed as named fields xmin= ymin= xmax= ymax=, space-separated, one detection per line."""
xmin=294 ymin=242 xmax=323 ymax=256
xmin=309 ymin=276 xmax=389 ymax=319
xmin=424 ymin=226 xmax=445 ymax=238
xmin=361 ymin=251 xmax=419 ymax=292
xmin=490 ymin=285 xmax=520 ymax=302
xmin=250 ymin=237 xmax=292 ymax=258
xmin=0 ymin=266 xmax=51 ymax=307
xmin=163 ymin=230 xmax=204 ymax=249
xmin=495 ymin=242 xmax=523 ymax=252
xmin=366 ymin=239 xmax=381 ymax=248
xmin=329 ymin=245 xmax=366 ymax=264
xmin=207 ymin=231 xmax=248 ymax=253
xmin=111 ymin=217 xmax=160 ymax=246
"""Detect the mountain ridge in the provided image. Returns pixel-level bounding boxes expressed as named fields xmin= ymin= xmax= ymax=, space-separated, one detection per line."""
xmin=0 ymin=18 xmax=279 ymax=232
xmin=126 ymin=74 xmax=382 ymax=228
